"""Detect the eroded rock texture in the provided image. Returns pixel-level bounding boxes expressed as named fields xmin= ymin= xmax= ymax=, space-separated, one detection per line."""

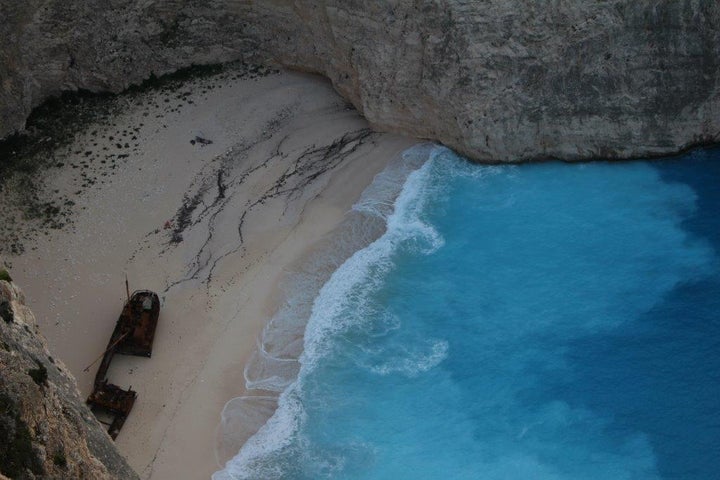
xmin=0 ymin=0 xmax=256 ymax=141
xmin=274 ymin=1 xmax=720 ymax=161
xmin=0 ymin=272 xmax=139 ymax=480
xmin=1 ymin=1 xmax=719 ymax=160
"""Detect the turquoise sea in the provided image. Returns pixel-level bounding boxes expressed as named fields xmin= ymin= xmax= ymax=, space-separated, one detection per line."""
xmin=215 ymin=145 xmax=720 ymax=479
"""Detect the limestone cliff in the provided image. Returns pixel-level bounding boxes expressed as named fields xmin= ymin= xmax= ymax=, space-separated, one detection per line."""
xmin=0 ymin=0 xmax=256 ymax=141
xmin=1 ymin=1 xmax=719 ymax=161
xmin=0 ymin=268 xmax=139 ymax=480
xmin=269 ymin=1 xmax=720 ymax=161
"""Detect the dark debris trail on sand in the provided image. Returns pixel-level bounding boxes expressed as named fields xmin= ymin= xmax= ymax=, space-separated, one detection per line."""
xmin=159 ymin=120 xmax=376 ymax=292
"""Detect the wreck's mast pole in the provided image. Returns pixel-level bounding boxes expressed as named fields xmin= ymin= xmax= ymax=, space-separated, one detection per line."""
xmin=125 ymin=273 xmax=130 ymax=302
xmin=82 ymin=331 xmax=129 ymax=374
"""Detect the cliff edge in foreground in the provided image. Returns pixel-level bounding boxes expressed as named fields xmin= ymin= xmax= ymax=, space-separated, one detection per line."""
xmin=1 ymin=1 xmax=719 ymax=162
xmin=0 ymin=267 xmax=139 ymax=480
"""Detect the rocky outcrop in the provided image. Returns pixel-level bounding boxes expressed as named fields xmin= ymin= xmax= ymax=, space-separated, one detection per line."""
xmin=0 ymin=0 xmax=257 ymax=142
xmin=270 ymin=1 xmax=720 ymax=161
xmin=0 ymin=268 xmax=139 ymax=480
xmin=1 ymin=1 xmax=719 ymax=162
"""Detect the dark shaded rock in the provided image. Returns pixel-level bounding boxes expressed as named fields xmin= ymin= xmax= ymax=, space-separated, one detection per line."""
xmin=27 ymin=359 xmax=48 ymax=387
xmin=0 ymin=301 xmax=12 ymax=323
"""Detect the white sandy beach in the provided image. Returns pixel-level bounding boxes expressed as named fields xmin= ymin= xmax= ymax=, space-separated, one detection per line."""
xmin=3 ymin=66 xmax=415 ymax=479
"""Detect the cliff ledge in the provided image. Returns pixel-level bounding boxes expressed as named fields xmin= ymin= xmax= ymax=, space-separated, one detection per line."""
xmin=1 ymin=0 xmax=718 ymax=162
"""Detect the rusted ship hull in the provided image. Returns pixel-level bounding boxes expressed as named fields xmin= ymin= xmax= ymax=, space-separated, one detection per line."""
xmin=113 ymin=290 xmax=160 ymax=358
xmin=87 ymin=289 xmax=160 ymax=440
xmin=87 ymin=382 xmax=137 ymax=440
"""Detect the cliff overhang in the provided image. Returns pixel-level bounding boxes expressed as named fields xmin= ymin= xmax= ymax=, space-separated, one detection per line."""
xmin=1 ymin=1 xmax=719 ymax=163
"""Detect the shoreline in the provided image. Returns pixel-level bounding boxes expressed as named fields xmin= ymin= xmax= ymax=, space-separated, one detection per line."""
xmin=1 ymin=65 xmax=416 ymax=479
xmin=215 ymin=149 xmax=433 ymax=471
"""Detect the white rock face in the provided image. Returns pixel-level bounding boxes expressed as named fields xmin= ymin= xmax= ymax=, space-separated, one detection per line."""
xmin=269 ymin=1 xmax=720 ymax=161
xmin=1 ymin=0 xmax=719 ymax=162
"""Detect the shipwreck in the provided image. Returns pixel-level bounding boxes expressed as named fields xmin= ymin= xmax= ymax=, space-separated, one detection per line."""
xmin=86 ymin=289 xmax=160 ymax=439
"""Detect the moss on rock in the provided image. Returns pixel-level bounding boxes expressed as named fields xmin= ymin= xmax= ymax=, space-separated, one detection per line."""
xmin=0 ymin=270 xmax=11 ymax=282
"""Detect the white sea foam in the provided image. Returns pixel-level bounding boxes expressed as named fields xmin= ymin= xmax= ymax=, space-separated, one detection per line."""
xmin=301 ymin=147 xmax=441 ymax=367
xmin=213 ymin=389 xmax=305 ymax=480
xmin=213 ymin=144 xmax=442 ymax=479
xmin=365 ymin=339 xmax=449 ymax=377
xmin=364 ymin=311 xmax=402 ymax=338
xmin=240 ymin=149 xmax=434 ymax=394
xmin=216 ymin=396 xmax=279 ymax=466
xmin=243 ymin=348 xmax=299 ymax=392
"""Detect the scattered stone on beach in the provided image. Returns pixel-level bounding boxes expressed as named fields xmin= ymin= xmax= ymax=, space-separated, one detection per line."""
xmin=190 ymin=136 xmax=213 ymax=146
xmin=0 ymin=62 xmax=271 ymax=256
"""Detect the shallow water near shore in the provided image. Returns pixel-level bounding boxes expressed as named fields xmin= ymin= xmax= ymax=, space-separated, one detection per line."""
xmin=215 ymin=145 xmax=720 ymax=479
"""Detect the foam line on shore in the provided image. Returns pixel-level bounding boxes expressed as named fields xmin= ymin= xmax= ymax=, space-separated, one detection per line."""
xmin=213 ymin=144 xmax=441 ymax=479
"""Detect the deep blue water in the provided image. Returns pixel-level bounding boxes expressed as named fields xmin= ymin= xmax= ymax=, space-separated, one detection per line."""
xmin=216 ymin=146 xmax=720 ymax=479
